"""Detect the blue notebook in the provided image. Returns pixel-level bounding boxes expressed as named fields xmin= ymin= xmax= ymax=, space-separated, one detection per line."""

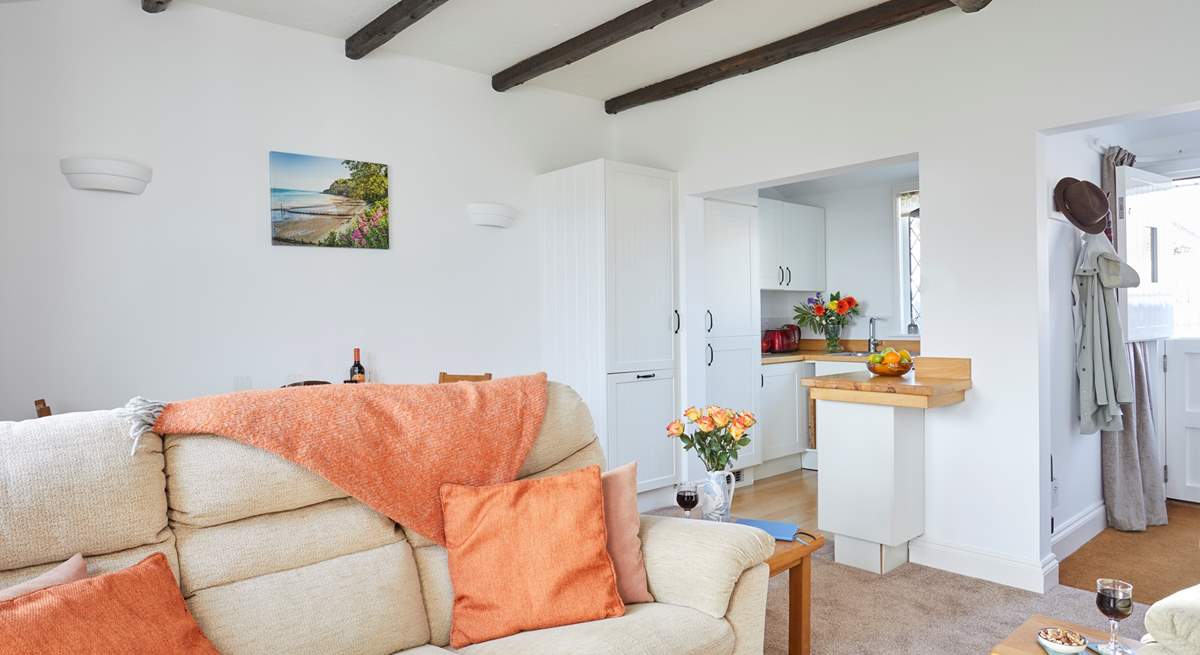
xmin=732 ymin=517 xmax=801 ymax=541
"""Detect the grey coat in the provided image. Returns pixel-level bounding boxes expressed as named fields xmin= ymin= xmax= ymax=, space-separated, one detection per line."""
xmin=1073 ymin=233 xmax=1138 ymax=434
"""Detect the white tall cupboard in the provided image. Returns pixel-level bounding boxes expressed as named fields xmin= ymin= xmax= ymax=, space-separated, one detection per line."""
xmin=538 ymin=159 xmax=680 ymax=493
xmin=703 ymin=200 xmax=762 ymax=470
xmin=758 ymin=198 xmax=826 ymax=292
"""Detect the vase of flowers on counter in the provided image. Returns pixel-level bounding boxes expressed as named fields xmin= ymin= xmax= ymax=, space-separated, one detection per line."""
xmin=794 ymin=291 xmax=861 ymax=353
xmin=666 ymin=406 xmax=755 ymax=521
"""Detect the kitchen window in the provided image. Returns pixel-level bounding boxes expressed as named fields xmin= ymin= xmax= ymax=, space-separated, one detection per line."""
xmin=896 ymin=188 xmax=921 ymax=333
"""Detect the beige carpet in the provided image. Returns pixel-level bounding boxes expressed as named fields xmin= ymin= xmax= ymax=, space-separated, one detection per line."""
xmin=1059 ymin=500 xmax=1200 ymax=604
xmin=766 ymin=545 xmax=1150 ymax=654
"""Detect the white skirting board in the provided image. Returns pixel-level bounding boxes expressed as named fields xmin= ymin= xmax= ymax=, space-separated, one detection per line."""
xmin=1051 ymin=501 xmax=1107 ymax=562
xmin=909 ymin=537 xmax=1059 ymax=593
xmin=753 ymin=453 xmax=805 ymax=480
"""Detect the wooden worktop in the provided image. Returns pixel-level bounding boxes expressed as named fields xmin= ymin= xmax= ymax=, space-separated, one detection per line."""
xmin=799 ymin=357 xmax=972 ymax=409
xmin=762 ymin=338 xmax=920 ymax=365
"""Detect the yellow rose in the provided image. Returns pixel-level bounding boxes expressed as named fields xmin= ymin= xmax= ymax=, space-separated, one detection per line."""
xmin=666 ymin=420 xmax=685 ymax=437
xmin=826 ymin=301 xmax=838 ymax=311
xmin=730 ymin=422 xmax=746 ymax=439
xmin=712 ymin=409 xmax=731 ymax=428
xmin=704 ymin=405 xmax=722 ymax=418
xmin=683 ymin=406 xmax=701 ymax=422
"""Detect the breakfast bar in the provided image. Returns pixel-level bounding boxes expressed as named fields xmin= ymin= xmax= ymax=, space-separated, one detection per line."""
xmin=800 ymin=357 xmax=972 ymax=574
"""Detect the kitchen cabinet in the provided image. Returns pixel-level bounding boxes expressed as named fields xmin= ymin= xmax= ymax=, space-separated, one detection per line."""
xmin=606 ymin=164 xmax=678 ymax=373
xmin=538 ymin=159 xmax=679 ymax=491
xmin=758 ymin=198 xmax=826 ymax=292
xmin=705 ymin=336 xmax=762 ymax=468
xmin=704 ymin=199 xmax=758 ymax=338
xmin=607 ymin=370 xmax=677 ymax=492
xmin=761 ymin=362 xmax=812 ymax=461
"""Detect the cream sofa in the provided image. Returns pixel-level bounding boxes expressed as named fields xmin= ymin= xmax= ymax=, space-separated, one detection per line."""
xmin=0 ymin=382 xmax=774 ymax=654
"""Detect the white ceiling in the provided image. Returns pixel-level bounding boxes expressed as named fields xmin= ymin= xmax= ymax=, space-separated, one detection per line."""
xmin=185 ymin=0 xmax=888 ymax=100
xmin=761 ymin=159 xmax=919 ymax=200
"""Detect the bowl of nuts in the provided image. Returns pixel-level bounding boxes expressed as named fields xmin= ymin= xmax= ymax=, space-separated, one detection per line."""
xmin=1036 ymin=627 xmax=1088 ymax=654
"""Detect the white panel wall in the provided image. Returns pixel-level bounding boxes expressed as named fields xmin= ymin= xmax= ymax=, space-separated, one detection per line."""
xmin=0 ymin=0 xmax=609 ymax=418
xmin=611 ymin=0 xmax=1200 ymax=591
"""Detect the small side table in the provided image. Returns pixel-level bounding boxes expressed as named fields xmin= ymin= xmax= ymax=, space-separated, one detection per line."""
xmin=991 ymin=614 xmax=1142 ymax=654
xmin=767 ymin=531 xmax=825 ymax=655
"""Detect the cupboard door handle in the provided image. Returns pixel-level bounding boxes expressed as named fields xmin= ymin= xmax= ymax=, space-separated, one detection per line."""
xmin=674 ymin=310 xmax=680 ymax=334
xmin=786 ymin=267 xmax=792 ymax=286
xmin=706 ymin=344 xmax=714 ymax=366
xmin=706 ymin=310 xmax=713 ymax=333
xmin=778 ymin=266 xmax=785 ymax=285
xmin=636 ymin=373 xmax=656 ymax=379
xmin=761 ymin=373 xmax=764 ymax=388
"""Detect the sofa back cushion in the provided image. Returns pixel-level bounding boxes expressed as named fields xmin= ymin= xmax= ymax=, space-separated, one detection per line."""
xmin=0 ymin=411 xmax=179 ymax=589
xmin=163 ymin=433 xmax=431 ymax=655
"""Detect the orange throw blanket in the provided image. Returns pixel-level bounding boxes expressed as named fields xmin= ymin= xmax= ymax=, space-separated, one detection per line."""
xmin=137 ymin=373 xmax=547 ymax=546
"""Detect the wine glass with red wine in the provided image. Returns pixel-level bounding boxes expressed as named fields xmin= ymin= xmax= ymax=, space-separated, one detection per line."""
xmin=1095 ymin=578 xmax=1133 ymax=655
xmin=676 ymin=482 xmax=700 ymax=519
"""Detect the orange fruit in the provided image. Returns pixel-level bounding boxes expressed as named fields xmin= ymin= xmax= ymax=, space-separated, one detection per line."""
xmin=883 ymin=352 xmax=901 ymax=366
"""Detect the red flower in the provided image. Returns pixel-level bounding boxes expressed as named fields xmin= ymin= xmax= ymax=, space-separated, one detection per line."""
xmin=813 ymin=305 xmax=826 ymax=316
xmin=845 ymin=296 xmax=857 ymax=308
xmin=836 ymin=300 xmax=850 ymax=315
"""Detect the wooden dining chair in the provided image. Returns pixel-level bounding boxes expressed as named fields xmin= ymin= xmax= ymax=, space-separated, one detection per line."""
xmin=33 ymin=399 xmax=52 ymax=417
xmin=437 ymin=372 xmax=493 ymax=383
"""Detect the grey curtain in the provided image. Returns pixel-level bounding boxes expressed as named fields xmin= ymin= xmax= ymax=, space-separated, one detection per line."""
xmin=1100 ymin=146 xmax=1136 ymax=244
xmin=1102 ymin=341 xmax=1168 ymax=531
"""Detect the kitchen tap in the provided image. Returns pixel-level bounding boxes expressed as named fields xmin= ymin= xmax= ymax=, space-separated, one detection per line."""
xmin=868 ymin=317 xmax=883 ymax=354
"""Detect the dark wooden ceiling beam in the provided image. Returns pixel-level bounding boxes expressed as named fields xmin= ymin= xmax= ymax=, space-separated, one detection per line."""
xmin=346 ymin=0 xmax=452 ymax=60
xmin=492 ymin=0 xmax=716 ymax=92
xmin=605 ymin=0 xmax=988 ymax=114
xmin=142 ymin=0 xmax=171 ymax=13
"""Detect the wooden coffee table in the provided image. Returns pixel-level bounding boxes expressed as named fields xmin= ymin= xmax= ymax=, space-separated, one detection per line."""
xmin=991 ymin=614 xmax=1142 ymax=654
xmin=768 ymin=531 xmax=825 ymax=655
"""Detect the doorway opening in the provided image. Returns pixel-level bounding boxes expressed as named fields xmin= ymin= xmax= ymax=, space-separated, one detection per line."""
xmin=1046 ymin=106 xmax=1200 ymax=603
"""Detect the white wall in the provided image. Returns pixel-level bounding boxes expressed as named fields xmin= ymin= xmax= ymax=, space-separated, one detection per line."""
xmin=785 ymin=182 xmax=911 ymax=339
xmin=0 ymin=0 xmax=609 ymax=419
xmin=611 ymin=0 xmax=1200 ymax=591
xmin=1043 ymin=127 xmax=1122 ymax=559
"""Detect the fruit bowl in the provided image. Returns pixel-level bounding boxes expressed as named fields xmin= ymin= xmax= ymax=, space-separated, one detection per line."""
xmin=866 ymin=360 xmax=913 ymax=377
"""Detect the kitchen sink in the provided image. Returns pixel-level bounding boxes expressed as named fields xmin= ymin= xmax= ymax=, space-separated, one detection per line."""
xmin=833 ymin=351 xmax=874 ymax=357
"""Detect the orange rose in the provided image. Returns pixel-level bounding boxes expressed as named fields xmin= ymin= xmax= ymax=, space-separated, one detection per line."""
xmin=730 ymin=422 xmax=746 ymax=439
xmin=683 ymin=406 xmax=701 ymax=422
xmin=666 ymin=420 xmax=684 ymax=437
xmin=836 ymin=300 xmax=849 ymax=315
xmin=845 ymin=296 xmax=857 ymax=308
xmin=737 ymin=411 xmax=756 ymax=428
xmin=696 ymin=415 xmax=716 ymax=432
xmin=712 ymin=409 xmax=732 ymax=428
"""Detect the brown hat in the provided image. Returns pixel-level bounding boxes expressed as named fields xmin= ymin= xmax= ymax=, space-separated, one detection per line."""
xmin=1054 ymin=177 xmax=1109 ymax=234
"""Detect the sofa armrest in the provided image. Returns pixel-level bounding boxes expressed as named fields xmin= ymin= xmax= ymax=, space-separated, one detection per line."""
xmin=638 ymin=515 xmax=774 ymax=619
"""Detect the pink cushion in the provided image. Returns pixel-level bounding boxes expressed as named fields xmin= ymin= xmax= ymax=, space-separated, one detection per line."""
xmin=601 ymin=462 xmax=653 ymax=604
xmin=0 ymin=554 xmax=87 ymax=602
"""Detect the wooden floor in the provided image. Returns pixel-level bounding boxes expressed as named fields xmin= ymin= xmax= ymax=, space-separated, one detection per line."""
xmin=732 ymin=469 xmax=821 ymax=534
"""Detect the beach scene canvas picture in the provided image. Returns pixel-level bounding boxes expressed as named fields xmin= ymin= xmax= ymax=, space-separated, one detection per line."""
xmin=270 ymin=151 xmax=389 ymax=248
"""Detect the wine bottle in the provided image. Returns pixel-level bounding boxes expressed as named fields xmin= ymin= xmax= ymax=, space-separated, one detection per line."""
xmin=349 ymin=348 xmax=366 ymax=383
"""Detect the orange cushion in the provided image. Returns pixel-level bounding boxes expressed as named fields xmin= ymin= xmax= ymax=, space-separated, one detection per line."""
xmin=601 ymin=462 xmax=653 ymax=604
xmin=0 ymin=553 xmax=219 ymax=655
xmin=440 ymin=465 xmax=625 ymax=647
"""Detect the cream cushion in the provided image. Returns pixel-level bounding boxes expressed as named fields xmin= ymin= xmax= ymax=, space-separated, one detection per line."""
xmin=457 ymin=603 xmax=734 ymax=655
xmin=164 ymin=433 xmax=346 ymax=527
xmin=1144 ymin=583 xmax=1200 ymax=655
xmin=186 ymin=542 xmax=429 ymax=655
xmin=0 ymin=411 xmax=168 ymax=571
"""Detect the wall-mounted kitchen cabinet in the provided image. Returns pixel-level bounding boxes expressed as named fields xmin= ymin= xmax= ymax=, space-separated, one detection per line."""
xmin=705 ymin=336 xmax=762 ymax=468
xmin=759 ymin=197 xmax=826 ymax=292
xmin=538 ymin=159 xmax=679 ymax=494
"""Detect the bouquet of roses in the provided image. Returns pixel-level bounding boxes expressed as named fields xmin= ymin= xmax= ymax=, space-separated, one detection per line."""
xmin=666 ymin=405 xmax=755 ymax=472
